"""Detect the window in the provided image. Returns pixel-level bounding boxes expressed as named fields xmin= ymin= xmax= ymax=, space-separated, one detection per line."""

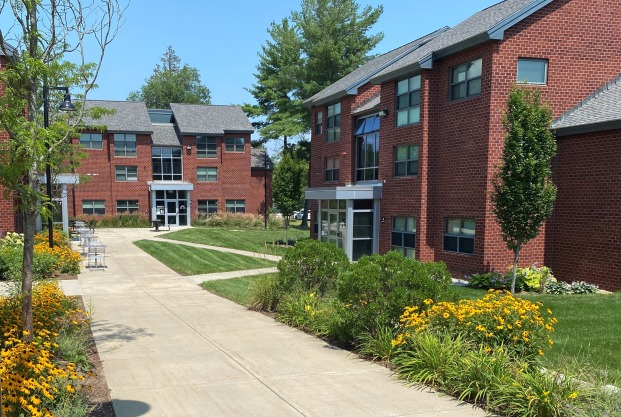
xmin=152 ymin=147 xmax=182 ymax=181
xmin=225 ymin=200 xmax=245 ymax=213
xmin=117 ymin=200 xmax=139 ymax=213
xmin=225 ymin=137 xmax=245 ymax=152
xmin=114 ymin=133 xmax=137 ymax=157
xmin=82 ymin=200 xmax=105 ymax=215
xmin=396 ymin=75 xmax=421 ymax=126
xmin=394 ymin=145 xmax=419 ymax=177
xmin=80 ymin=133 xmax=103 ymax=150
xmin=115 ymin=165 xmax=138 ymax=181
xmin=325 ymin=156 xmax=340 ymax=182
xmin=355 ymin=115 xmax=380 ymax=181
xmin=326 ymin=103 xmax=341 ymax=142
xmin=197 ymin=167 xmax=217 ymax=182
xmin=392 ymin=217 xmax=416 ymax=258
xmin=444 ymin=218 xmax=475 ymax=254
xmin=197 ymin=200 xmax=218 ymax=215
xmin=517 ymin=58 xmax=548 ymax=84
xmin=196 ymin=136 xmax=217 ymax=158
xmin=450 ymin=58 xmax=482 ymax=100
xmin=315 ymin=111 xmax=323 ymax=135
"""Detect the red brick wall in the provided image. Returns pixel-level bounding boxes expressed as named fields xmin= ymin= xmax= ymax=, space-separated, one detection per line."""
xmin=69 ymin=133 xmax=269 ymax=219
xmin=546 ymin=131 xmax=621 ymax=291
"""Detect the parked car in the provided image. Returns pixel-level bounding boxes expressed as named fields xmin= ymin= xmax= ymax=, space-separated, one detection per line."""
xmin=294 ymin=210 xmax=305 ymax=220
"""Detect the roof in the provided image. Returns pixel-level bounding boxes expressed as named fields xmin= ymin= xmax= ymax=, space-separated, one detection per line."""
xmin=352 ymin=94 xmax=381 ymax=115
xmin=251 ymin=148 xmax=274 ymax=170
xmin=169 ymin=104 xmax=254 ymax=135
xmin=81 ymin=101 xmax=153 ymax=134
xmin=552 ymin=74 xmax=621 ymax=136
xmin=370 ymin=0 xmax=552 ymax=84
xmin=151 ymin=124 xmax=181 ymax=146
xmin=303 ymin=27 xmax=449 ymax=107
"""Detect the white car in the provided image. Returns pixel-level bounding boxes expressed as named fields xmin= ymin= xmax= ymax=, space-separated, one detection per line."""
xmin=294 ymin=210 xmax=305 ymax=220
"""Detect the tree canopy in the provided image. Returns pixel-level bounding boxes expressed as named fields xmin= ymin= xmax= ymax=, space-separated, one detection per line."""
xmin=245 ymin=0 xmax=383 ymax=147
xmin=491 ymin=85 xmax=557 ymax=293
xmin=0 ymin=0 xmax=125 ymax=342
xmin=128 ymin=46 xmax=211 ymax=108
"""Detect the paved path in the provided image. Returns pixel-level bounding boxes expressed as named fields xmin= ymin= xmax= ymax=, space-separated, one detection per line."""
xmin=75 ymin=228 xmax=486 ymax=416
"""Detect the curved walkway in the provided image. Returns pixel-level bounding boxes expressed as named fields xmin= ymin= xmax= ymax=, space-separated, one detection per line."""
xmin=76 ymin=228 xmax=486 ymax=417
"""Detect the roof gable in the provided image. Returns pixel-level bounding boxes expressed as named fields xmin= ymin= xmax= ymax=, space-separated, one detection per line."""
xmin=370 ymin=0 xmax=552 ymax=84
xmin=81 ymin=100 xmax=153 ymax=134
xmin=552 ymin=74 xmax=621 ymax=136
xmin=169 ymin=104 xmax=254 ymax=135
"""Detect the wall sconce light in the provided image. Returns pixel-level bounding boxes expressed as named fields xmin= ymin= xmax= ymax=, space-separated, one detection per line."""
xmin=186 ymin=145 xmax=192 ymax=151
xmin=378 ymin=109 xmax=389 ymax=117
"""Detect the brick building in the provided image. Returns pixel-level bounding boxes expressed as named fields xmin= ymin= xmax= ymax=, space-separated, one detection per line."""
xmin=304 ymin=0 xmax=621 ymax=290
xmin=69 ymin=101 xmax=272 ymax=226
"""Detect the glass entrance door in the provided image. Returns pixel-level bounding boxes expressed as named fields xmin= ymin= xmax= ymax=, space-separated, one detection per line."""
xmin=154 ymin=190 xmax=188 ymax=226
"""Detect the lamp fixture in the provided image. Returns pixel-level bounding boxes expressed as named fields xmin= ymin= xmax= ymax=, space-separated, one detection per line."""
xmin=378 ymin=109 xmax=389 ymax=117
xmin=186 ymin=145 xmax=192 ymax=150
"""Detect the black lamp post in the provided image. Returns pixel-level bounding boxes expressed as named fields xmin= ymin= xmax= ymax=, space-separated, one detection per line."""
xmin=43 ymin=86 xmax=76 ymax=248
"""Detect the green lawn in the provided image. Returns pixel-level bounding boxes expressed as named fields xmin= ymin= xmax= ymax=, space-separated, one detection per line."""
xmin=158 ymin=226 xmax=310 ymax=256
xmin=201 ymin=274 xmax=275 ymax=306
xmin=133 ymin=240 xmax=276 ymax=275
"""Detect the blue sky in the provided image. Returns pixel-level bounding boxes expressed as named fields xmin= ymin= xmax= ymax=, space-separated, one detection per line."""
xmin=89 ymin=0 xmax=500 ymax=106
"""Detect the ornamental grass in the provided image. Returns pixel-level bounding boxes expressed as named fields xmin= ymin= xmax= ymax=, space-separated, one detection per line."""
xmin=0 ymin=281 xmax=90 ymax=417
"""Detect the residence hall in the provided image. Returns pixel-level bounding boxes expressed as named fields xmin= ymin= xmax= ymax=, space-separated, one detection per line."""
xmin=304 ymin=0 xmax=621 ymax=291
xmin=69 ymin=101 xmax=272 ymax=227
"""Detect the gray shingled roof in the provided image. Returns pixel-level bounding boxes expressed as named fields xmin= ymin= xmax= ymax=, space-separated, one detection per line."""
xmin=370 ymin=0 xmax=550 ymax=84
xmin=303 ymin=27 xmax=449 ymax=107
xmin=251 ymin=148 xmax=274 ymax=170
xmin=552 ymin=74 xmax=621 ymax=136
xmin=170 ymin=104 xmax=254 ymax=135
xmin=81 ymin=101 xmax=153 ymax=134
xmin=352 ymin=94 xmax=381 ymax=115
xmin=151 ymin=124 xmax=181 ymax=146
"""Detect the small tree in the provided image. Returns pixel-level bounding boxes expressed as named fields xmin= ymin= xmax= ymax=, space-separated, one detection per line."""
xmin=491 ymin=85 xmax=557 ymax=294
xmin=272 ymin=152 xmax=306 ymax=242
xmin=128 ymin=46 xmax=211 ymax=108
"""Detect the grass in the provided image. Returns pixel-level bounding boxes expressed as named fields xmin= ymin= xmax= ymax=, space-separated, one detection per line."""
xmin=133 ymin=240 xmax=276 ymax=275
xmin=158 ymin=226 xmax=310 ymax=256
xmin=200 ymin=274 xmax=267 ymax=306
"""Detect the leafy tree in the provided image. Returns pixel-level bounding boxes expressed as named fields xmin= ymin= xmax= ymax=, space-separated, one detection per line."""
xmin=245 ymin=0 xmax=383 ymax=142
xmin=128 ymin=46 xmax=211 ymax=108
xmin=272 ymin=152 xmax=307 ymax=241
xmin=491 ymin=85 xmax=557 ymax=294
xmin=0 ymin=0 xmax=124 ymax=344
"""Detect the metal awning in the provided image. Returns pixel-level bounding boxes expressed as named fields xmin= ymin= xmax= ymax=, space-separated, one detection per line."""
xmin=305 ymin=183 xmax=383 ymax=200
xmin=148 ymin=181 xmax=194 ymax=191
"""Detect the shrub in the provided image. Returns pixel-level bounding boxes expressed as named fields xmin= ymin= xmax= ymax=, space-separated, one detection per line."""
xmin=335 ymin=251 xmax=456 ymax=344
xmin=516 ymin=265 xmax=555 ymax=292
xmin=34 ymin=243 xmax=82 ymax=276
xmin=1 ymin=232 xmax=24 ymax=249
xmin=275 ymin=291 xmax=331 ymax=337
xmin=544 ymin=280 xmax=599 ymax=295
xmin=35 ymin=229 xmax=70 ymax=247
xmin=79 ymin=213 xmax=151 ymax=228
xmin=249 ymin=273 xmax=281 ymax=312
xmin=469 ymin=271 xmax=522 ymax=291
xmin=567 ymin=281 xmax=599 ymax=294
xmin=394 ymin=290 xmax=557 ymax=361
xmin=469 ymin=265 xmax=556 ymax=292
xmin=355 ymin=325 xmax=397 ymax=363
xmin=277 ymin=239 xmax=349 ymax=296
xmin=544 ymin=280 xmax=572 ymax=295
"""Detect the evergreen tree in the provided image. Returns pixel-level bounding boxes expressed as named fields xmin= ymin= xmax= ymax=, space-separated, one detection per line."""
xmin=491 ymin=86 xmax=557 ymax=294
xmin=128 ymin=46 xmax=211 ymax=108
xmin=272 ymin=153 xmax=307 ymax=241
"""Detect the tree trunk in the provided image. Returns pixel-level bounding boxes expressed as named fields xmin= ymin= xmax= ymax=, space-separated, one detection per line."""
xmin=21 ymin=204 xmax=37 ymax=344
xmin=510 ymin=241 xmax=522 ymax=295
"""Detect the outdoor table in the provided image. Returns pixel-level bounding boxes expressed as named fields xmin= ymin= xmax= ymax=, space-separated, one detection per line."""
xmin=85 ymin=242 xmax=107 ymax=269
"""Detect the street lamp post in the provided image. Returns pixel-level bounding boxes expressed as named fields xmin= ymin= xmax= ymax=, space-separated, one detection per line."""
xmin=43 ymin=86 xmax=76 ymax=248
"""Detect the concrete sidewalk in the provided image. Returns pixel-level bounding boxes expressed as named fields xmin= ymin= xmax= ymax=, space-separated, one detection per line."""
xmin=77 ymin=228 xmax=487 ymax=417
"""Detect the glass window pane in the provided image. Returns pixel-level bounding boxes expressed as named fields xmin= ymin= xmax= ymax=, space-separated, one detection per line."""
xmin=339 ymin=200 xmax=346 ymax=210
xmin=409 ymin=90 xmax=421 ymax=106
xmin=370 ymin=115 xmax=380 ymax=132
xmin=408 ymin=107 xmax=420 ymax=124
xmin=393 ymin=217 xmax=405 ymax=230
xmin=467 ymin=59 xmax=482 ymax=78
xmin=397 ymin=79 xmax=409 ymax=95
xmin=468 ymin=78 xmax=481 ymax=96
xmin=391 ymin=231 xmax=403 ymax=246
xmin=395 ymin=146 xmax=407 ymax=161
xmin=352 ymin=240 xmax=372 ymax=261
xmin=410 ymin=75 xmax=421 ymax=91
xmin=460 ymin=237 xmax=475 ymax=254
xmin=353 ymin=212 xmax=373 ymax=238
xmin=452 ymin=84 xmax=465 ymax=100
xmin=355 ymin=119 xmax=366 ymax=135
xmin=397 ymin=110 xmax=408 ymax=126
xmin=409 ymin=146 xmax=419 ymax=160
xmin=462 ymin=219 xmax=476 ymax=236
xmin=444 ymin=235 xmax=458 ymax=252
xmin=397 ymin=95 xmax=409 ymax=110
xmin=447 ymin=219 xmax=461 ymax=234
xmin=408 ymin=160 xmax=419 ymax=175
xmin=517 ymin=59 xmax=547 ymax=84
xmin=403 ymin=233 xmax=416 ymax=248
xmin=453 ymin=65 xmax=466 ymax=83
xmin=407 ymin=217 xmax=416 ymax=232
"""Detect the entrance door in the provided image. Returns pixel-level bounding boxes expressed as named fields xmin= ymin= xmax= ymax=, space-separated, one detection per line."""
xmin=154 ymin=190 xmax=188 ymax=226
